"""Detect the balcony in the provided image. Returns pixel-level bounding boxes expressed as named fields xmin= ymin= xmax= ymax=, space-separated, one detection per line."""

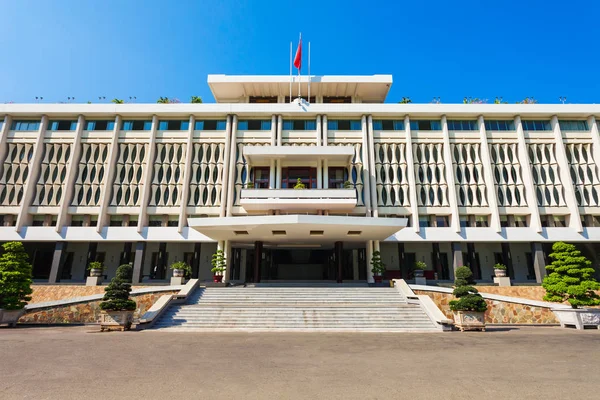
xmin=240 ymin=188 xmax=357 ymax=211
xmin=243 ymin=145 xmax=354 ymax=164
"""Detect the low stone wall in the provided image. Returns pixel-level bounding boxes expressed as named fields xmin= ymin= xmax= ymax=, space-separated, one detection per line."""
xmin=414 ymin=290 xmax=559 ymax=324
xmin=474 ymin=286 xmax=548 ymax=302
xmin=20 ymin=291 xmax=178 ymax=324
xmin=30 ymin=285 xmax=152 ymax=304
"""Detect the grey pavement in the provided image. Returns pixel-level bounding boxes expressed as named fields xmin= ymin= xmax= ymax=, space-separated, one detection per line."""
xmin=0 ymin=325 xmax=599 ymax=400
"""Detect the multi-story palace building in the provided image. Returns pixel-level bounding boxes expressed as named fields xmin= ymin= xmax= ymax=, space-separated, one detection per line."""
xmin=1 ymin=74 xmax=600 ymax=285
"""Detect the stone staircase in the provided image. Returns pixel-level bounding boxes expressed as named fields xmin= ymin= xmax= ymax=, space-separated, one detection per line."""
xmin=151 ymin=285 xmax=441 ymax=332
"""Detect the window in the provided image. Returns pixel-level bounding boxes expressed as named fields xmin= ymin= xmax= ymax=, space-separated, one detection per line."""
xmin=249 ymin=96 xmax=278 ymax=103
xmin=435 ymin=216 xmax=449 ymax=227
xmin=128 ymin=216 xmax=138 ymax=227
xmin=485 ymin=120 xmax=515 ymax=131
xmin=32 ymin=215 xmax=45 ymax=226
xmin=372 ymin=120 xmax=405 ymax=131
xmin=252 ymin=167 xmax=270 ymax=188
xmin=559 ymin=120 xmax=588 ymax=131
xmin=148 ymin=216 xmax=163 ymax=227
xmin=122 ymin=120 xmax=152 ymax=130
xmin=460 ymin=216 xmax=469 ymax=228
xmin=283 ymin=120 xmax=316 ymax=130
xmin=238 ymin=120 xmax=271 ymax=131
xmin=500 ymin=215 xmax=509 ymax=228
xmin=447 ymin=120 xmax=477 ymax=131
xmin=521 ymin=120 xmax=551 ymax=131
xmin=195 ymin=120 xmax=227 ymax=130
xmin=109 ymin=216 xmax=123 ymax=227
xmin=328 ymin=167 xmax=347 ymax=188
xmin=167 ymin=218 xmax=178 ymax=227
xmin=281 ymin=167 xmax=317 ymax=189
xmin=85 ymin=121 xmax=115 ymax=131
xmin=285 ymin=96 xmax=316 ymax=103
xmin=323 ymin=97 xmax=351 ymax=103
xmin=514 ymin=216 xmax=528 ymax=227
xmin=327 ymin=120 xmax=362 ymax=131
xmin=11 ymin=120 xmax=40 ymax=131
xmin=593 ymin=216 xmax=600 ymax=227
xmin=410 ymin=120 xmax=442 ymax=131
xmin=475 ymin=216 xmax=489 ymax=227
xmin=71 ymin=215 xmax=84 ymax=227
xmin=48 ymin=120 xmax=77 ymax=131
xmin=158 ymin=120 xmax=189 ymax=130
xmin=419 ymin=216 xmax=431 ymax=228
xmin=0 ymin=121 xmax=3 ymax=131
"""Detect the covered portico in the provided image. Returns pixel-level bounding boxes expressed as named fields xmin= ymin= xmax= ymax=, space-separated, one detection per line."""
xmin=187 ymin=215 xmax=407 ymax=283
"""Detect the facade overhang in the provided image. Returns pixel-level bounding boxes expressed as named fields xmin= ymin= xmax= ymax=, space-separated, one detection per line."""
xmin=187 ymin=215 xmax=407 ymax=243
xmin=243 ymin=145 xmax=354 ymax=164
xmin=207 ymin=74 xmax=393 ymax=103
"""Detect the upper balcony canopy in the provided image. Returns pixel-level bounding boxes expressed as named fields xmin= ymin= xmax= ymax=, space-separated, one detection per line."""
xmin=207 ymin=74 xmax=393 ymax=103
xmin=243 ymin=145 xmax=354 ymax=164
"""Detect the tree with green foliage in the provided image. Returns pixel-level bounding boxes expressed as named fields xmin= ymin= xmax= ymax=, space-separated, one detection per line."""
xmin=293 ymin=178 xmax=306 ymax=190
xmin=542 ymin=242 xmax=600 ymax=309
xmin=111 ymin=98 xmax=124 ymax=104
xmin=398 ymin=97 xmax=412 ymax=104
xmin=211 ymin=250 xmax=226 ymax=275
xmin=370 ymin=251 xmax=386 ymax=276
xmin=449 ymin=266 xmax=488 ymax=312
xmin=0 ymin=242 xmax=33 ymax=310
xmin=190 ymin=96 xmax=203 ymax=104
xmin=99 ymin=264 xmax=136 ymax=311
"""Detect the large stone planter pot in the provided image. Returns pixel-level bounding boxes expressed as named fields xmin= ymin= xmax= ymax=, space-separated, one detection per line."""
xmin=373 ymin=275 xmax=383 ymax=284
xmin=452 ymin=310 xmax=486 ymax=332
xmin=0 ymin=309 xmax=25 ymax=327
xmin=99 ymin=310 xmax=134 ymax=332
xmin=494 ymin=269 xmax=507 ymax=278
xmin=552 ymin=308 xmax=600 ymax=330
xmin=90 ymin=268 xmax=103 ymax=277
xmin=172 ymin=268 xmax=185 ymax=278
xmin=213 ymin=275 xmax=223 ymax=283
xmin=414 ymin=270 xmax=424 ymax=278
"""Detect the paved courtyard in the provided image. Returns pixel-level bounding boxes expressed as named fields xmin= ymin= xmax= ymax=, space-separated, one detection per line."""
xmin=0 ymin=326 xmax=599 ymax=400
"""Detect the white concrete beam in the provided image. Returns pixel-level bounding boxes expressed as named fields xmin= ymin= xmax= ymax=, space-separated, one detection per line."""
xmin=403 ymin=116 xmax=420 ymax=233
xmin=178 ymin=115 xmax=195 ymax=233
xmin=219 ymin=115 xmax=233 ymax=217
xmin=367 ymin=115 xmax=379 ymax=218
xmin=361 ymin=115 xmax=371 ymax=217
xmin=225 ymin=115 xmax=238 ymax=217
xmin=441 ymin=115 xmax=461 ymax=233
xmin=514 ymin=116 xmax=542 ymax=233
xmin=477 ymin=115 xmax=501 ymax=232
xmin=137 ymin=115 xmax=159 ymax=233
xmin=96 ymin=115 xmax=121 ymax=233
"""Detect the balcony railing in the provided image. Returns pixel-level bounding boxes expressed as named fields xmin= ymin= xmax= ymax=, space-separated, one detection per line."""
xmin=240 ymin=188 xmax=357 ymax=211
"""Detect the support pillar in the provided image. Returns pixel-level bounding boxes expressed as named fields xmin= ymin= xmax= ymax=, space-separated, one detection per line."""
xmin=466 ymin=242 xmax=481 ymax=280
xmin=119 ymin=242 xmax=133 ymax=266
xmin=335 ymin=241 xmax=343 ymax=283
xmin=253 ymin=241 xmax=263 ymax=283
xmin=48 ymin=242 xmax=67 ymax=283
xmin=531 ymin=242 xmax=546 ymax=283
xmin=85 ymin=242 xmax=98 ymax=280
xmin=132 ymin=242 xmax=146 ymax=284
xmin=397 ymin=243 xmax=408 ymax=279
xmin=501 ymin=242 xmax=514 ymax=278
xmin=223 ymin=240 xmax=232 ymax=283
xmin=192 ymin=243 xmax=201 ymax=279
xmin=451 ymin=242 xmax=463 ymax=280
xmin=432 ymin=243 xmax=442 ymax=280
xmin=366 ymin=241 xmax=374 ymax=283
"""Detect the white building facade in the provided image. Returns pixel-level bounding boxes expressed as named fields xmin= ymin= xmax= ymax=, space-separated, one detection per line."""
xmin=1 ymin=74 xmax=600 ymax=284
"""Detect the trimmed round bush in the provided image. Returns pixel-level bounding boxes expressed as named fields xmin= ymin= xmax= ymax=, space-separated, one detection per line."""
xmin=99 ymin=264 xmax=136 ymax=311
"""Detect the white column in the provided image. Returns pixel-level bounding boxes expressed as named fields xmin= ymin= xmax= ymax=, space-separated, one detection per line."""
xmin=361 ymin=115 xmax=372 ymax=217
xmin=0 ymin=115 xmax=12 ymax=167
xmin=404 ymin=116 xmax=420 ymax=232
xmin=225 ymin=115 xmax=238 ymax=217
xmin=588 ymin=116 xmax=600 ymax=189
xmin=441 ymin=115 xmax=461 ymax=233
xmin=551 ymin=115 xmax=582 ymax=232
xmin=277 ymin=115 xmax=283 ymax=146
xmin=477 ymin=115 xmax=501 ymax=232
xmin=317 ymin=159 xmax=322 ymax=189
xmin=178 ymin=115 xmax=195 ymax=233
xmin=366 ymin=240 xmax=374 ymax=283
xmin=219 ymin=115 xmax=233 ymax=217
xmin=270 ymin=115 xmax=277 ymax=146
xmin=322 ymin=115 xmax=328 ymax=146
xmin=367 ymin=116 xmax=379 ymax=217
xmin=323 ymin=159 xmax=329 ymax=189
xmin=269 ymin=159 xmax=276 ymax=189
xmin=56 ymin=115 xmax=85 ymax=232
xmin=515 ymin=116 xmax=542 ymax=233
xmin=15 ymin=115 xmax=48 ymax=232
xmin=96 ymin=115 xmax=121 ymax=232
xmin=316 ymin=114 xmax=322 ymax=146
xmin=223 ymin=240 xmax=232 ymax=283
xmin=137 ymin=115 xmax=159 ymax=233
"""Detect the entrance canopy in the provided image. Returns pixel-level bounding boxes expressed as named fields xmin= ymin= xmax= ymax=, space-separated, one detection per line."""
xmin=243 ymin=146 xmax=354 ymax=165
xmin=187 ymin=215 xmax=407 ymax=243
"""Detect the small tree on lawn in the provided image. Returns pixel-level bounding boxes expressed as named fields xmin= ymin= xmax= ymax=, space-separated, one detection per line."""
xmin=99 ymin=264 xmax=136 ymax=311
xmin=0 ymin=242 xmax=33 ymax=310
xmin=449 ymin=266 xmax=487 ymax=313
xmin=542 ymin=242 xmax=600 ymax=309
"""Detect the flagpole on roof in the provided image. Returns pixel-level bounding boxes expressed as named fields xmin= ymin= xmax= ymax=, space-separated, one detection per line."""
xmin=308 ymin=41 xmax=311 ymax=104
xmin=298 ymin=32 xmax=302 ymax=101
xmin=289 ymin=41 xmax=292 ymax=103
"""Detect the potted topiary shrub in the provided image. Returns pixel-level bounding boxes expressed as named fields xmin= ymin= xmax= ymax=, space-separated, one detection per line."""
xmin=211 ymin=250 xmax=226 ymax=283
xmin=169 ymin=261 xmax=191 ymax=285
xmin=493 ymin=263 xmax=507 ymax=277
xmin=0 ymin=242 xmax=33 ymax=327
xmin=543 ymin=242 xmax=600 ymax=329
xmin=246 ymin=182 xmax=255 ymax=189
xmin=343 ymin=180 xmax=353 ymax=189
xmin=293 ymin=178 xmax=306 ymax=190
xmin=449 ymin=266 xmax=488 ymax=331
xmin=370 ymin=251 xmax=386 ymax=283
xmin=88 ymin=261 xmax=104 ymax=277
xmin=413 ymin=261 xmax=426 ymax=278
xmin=99 ymin=264 xmax=136 ymax=331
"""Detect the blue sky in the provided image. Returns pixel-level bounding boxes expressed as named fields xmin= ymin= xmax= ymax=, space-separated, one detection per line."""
xmin=1 ymin=0 xmax=598 ymax=104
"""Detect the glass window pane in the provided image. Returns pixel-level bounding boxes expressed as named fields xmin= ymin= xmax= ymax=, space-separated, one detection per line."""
xmin=350 ymin=120 xmax=361 ymax=130
xmin=143 ymin=121 xmax=152 ymax=130
xmin=393 ymin=121 xmax=404 ymax=130
xmin=305 ymin=120 xmax=316 ymax=130
xmin=180 ymin=121 xmax=189 ymax=130
xmin=327 ymin=120 xmax=337 ymax=130
xmin=194 ymin=121 xmax=204 ymax=130
xmin=283 ymin=120 xmax=293 ymax=130
xmin=216 ymin=120 xmax=226 ymax=130
xmin=159 ymin=121 xmax=168 ymax=130
xmin=373 ymin=120 xmax=382 ymax=130
xmin=238 ymin=120 xmax=248 ymax=130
